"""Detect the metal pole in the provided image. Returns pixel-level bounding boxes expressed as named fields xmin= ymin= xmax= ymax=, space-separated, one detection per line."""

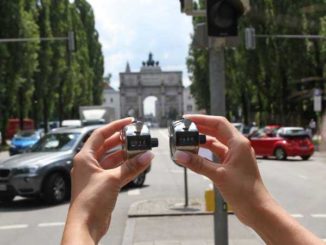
xmin=209 ymin=46 xmax=228 ymax=245
xmin=184 ymin=167 xmax=189 ymax=207
xmin=255 ymin=34 xmax=326 ymax=40
xmin=0 ymin=37 xmax=68 ymax=43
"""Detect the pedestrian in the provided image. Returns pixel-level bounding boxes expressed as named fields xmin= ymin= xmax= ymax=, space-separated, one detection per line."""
xmin=248 ymin=121 xmax=258 ymax=136
xmin=309 ymin=118 xmax=317 ymax=136
xmin=61 ymin=116 xmax=324 ymax=245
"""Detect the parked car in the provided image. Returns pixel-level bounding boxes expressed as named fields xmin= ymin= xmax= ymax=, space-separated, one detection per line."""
xmin=61 ymin=120 xmax=82 ymax=127
xmin=232 ymin=123 xmax=244 ymax=133
xmin=0 ymin=126 xmax=99 ymax=204
xmin=0 ymin=125 xmax=151 ymax=204
xmin=9 ymin=130 xmax=43 ymax=156
xmin=249 ymin=127 xmax=314 ymax=160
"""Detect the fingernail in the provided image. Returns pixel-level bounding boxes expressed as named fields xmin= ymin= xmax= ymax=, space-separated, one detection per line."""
xmin=137 ymin=151 xmax=155 ymax=165
xmin=175 ymin=151 xmax=191 ymax=163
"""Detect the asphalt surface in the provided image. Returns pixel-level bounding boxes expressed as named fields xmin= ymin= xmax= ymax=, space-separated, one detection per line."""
xmin=0 ymin=129 xmax=325 ymax=244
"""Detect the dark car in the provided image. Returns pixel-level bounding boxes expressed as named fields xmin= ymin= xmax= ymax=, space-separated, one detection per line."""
xmin=0 ymin=126 xmax=99 ymax=204
xmin=0 ymin=125 xmax=151 ymax=204
xmin=249 ymin=127 xmax=314 ymax=160
xmin=9 ymin=130 xmax=43 ymax=156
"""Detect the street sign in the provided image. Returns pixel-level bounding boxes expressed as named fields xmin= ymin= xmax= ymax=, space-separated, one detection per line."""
xmin=314 ymin=88 xmax=322 ymax=96
xmin=314 ymin=96 xmax=322 ymax=112
xmin=314 ymin=88 xmax=322 ymax=112
xmin=245 ymin=27 xmax=256 ymax=50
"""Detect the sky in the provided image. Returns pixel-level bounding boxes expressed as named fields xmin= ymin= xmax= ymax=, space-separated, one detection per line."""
xmin=87 ymin=0 xmax=193 ymax=91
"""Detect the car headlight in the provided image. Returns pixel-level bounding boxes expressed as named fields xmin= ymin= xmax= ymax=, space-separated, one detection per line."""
xmin=13 ymin=166 xmax=40 ymax=175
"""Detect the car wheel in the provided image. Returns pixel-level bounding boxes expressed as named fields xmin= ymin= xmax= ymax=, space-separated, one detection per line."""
xmin=301 ymin=155 xmax=311 ymax=160
xmin=274 ymin=147 xmax=287 ymax=160
xmin=43 ymin=173 xmax=68 ymax=204
xmin=130 ymin=172 xmax=146 ymax=187
xmin=0 ymin=194 xmax=15 ymax=203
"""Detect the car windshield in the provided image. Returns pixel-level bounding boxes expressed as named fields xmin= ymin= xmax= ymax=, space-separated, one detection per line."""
xmin=234 ymin=124 xmax=242 ymax=131
xmin=15 ymin=131 xmax=36 ymax=138
xmin=30 ymin=133 xmax=80 ymax=152
xmin=283 ymin=129 xmax=306 ymax=135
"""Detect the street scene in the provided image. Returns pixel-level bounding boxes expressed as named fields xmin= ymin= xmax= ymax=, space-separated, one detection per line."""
xmin=0 ymin=130 xmax=326 ymax=244
xmin=1 ymin=0 xmax=326 ymax=245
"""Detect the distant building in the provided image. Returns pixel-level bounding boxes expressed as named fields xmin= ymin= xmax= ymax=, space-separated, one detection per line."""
xmin=183 ymin=86 xmax=199 ymax=114
xmin=102 ymin=82 xmax=120 ymax=120
xmin=119 ymin=53 xmax=184 ymax=126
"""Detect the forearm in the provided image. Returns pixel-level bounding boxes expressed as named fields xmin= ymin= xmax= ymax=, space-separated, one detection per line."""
xmin=61 ymin=219 xmax=97 ymax=245
xmin=249 ymin=199 xmax=323 ymax=245
xmin=61 ymin=205 xmax=108 ymax=245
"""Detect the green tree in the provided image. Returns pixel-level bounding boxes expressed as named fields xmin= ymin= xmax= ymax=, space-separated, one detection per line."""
xmin=0 ymin=0 xmax=39 ymax=145
xmin=188 ymin=1 xmax=326 ymax=125
xmin=186 ymin=0 xmax=210 ymax=113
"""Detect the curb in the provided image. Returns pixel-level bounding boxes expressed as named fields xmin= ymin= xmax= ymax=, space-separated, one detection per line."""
xmin=127 ymin=198 xmax=209 ymax=218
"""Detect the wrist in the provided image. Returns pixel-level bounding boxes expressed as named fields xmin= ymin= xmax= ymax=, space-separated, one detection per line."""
xmin=66 ymin=202 xmax=111 ymax=243
xmin=235 ymin=186 xmax=276 ymax=228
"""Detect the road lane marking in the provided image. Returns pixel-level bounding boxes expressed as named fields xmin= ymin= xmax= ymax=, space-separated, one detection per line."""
xmin=38 ymin=222 xmax=65 ymax=227
xmin=312 ymin=214 xmax=326 ymax=218
xmin=0 ymin=224 xmax=28 ymax=230
xmin=128 ymin=189 xmax=140 ymax=196
xmin=291 ymin=214 xmax=304 ymax=218
xmin=159 ymin=130 xmax=169 ymax=140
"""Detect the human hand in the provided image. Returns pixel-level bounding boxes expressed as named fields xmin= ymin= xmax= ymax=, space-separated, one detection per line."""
xmin=174 ymin=115 xmax=272 ymax=227
xmin=62 ymin=118 xmax=154 ymax=244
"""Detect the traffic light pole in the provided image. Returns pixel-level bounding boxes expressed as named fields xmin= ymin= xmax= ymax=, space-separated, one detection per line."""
xmin=209 ymin=46 xmax=228 ymax=245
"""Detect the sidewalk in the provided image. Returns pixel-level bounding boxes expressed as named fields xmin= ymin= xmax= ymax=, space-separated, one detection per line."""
xmin=0 ymin=150 xmax=9 ymax=161
xmin=122 ymin=199 xmax=264 ymax=245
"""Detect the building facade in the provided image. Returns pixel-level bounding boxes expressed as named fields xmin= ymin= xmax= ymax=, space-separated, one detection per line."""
xmin=119 ymin=54 xmax=184 ymax=126
xmin=183 ymin=86 xmax=199 ymax=115
xmin=102 ymin=82 xmax=121 ymax=120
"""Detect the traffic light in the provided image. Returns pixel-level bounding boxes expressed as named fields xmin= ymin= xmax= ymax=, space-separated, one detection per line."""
xmin=179 ymin=0 xmax=193 ymax=14
xmin=179 ymin=0 xmax=185 ymax=12
xmin=207 ymin=0 xmax=245 ymax=37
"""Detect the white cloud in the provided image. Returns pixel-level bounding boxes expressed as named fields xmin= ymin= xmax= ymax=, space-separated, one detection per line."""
xmin=87 ymin=0 xmax=193 ymax=89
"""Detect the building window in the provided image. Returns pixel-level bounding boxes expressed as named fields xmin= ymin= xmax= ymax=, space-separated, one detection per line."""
xmin=110 ymin=98 xmax=114 ymax=103
xmin=187 ymin=105 xmax=193 ymax=111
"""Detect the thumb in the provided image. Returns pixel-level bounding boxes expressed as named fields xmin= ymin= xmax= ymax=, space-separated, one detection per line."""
xmin=175 ymin=150 xmax=224 ymax=183
xmin=119 ymin=151 xmax=155 ymax=187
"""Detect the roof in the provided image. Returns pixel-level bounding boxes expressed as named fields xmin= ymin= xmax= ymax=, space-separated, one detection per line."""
xmin=50 ymin=125 xmax=102 ymax=134
xmin=103 ymin=82 xmax=116 ymax=91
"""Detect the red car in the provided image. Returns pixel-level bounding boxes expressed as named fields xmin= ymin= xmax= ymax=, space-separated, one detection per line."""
xmin=249 ymin=127 xmax=314 ymax=160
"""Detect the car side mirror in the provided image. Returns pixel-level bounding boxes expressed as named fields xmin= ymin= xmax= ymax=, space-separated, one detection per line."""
xmin=75 ymin=146 xmax=82 ymax=153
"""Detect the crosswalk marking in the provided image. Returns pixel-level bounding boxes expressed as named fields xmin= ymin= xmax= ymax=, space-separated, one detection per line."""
xmin=0 ymin=224 xmax=28 ymax=230
xmin=291 ymin=214 xmax=304 ymax=218
xmin=38 ymin=222 xmax=65 ymax=227
xmin=312 ymin=214 xmax=326 ymax=218
xmin=128 ymin=189 xmax=140 ymax=196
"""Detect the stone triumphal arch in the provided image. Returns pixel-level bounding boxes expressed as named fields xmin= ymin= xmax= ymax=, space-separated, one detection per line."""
xmin=120 ymin=54 xmax=184 ymax=126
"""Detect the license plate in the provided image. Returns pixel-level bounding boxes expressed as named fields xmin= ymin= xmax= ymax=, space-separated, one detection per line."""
xmin=0 ymin=184 xmax=7 ymax=191
xmin=301 ymin=146 xmax=308 ymax=150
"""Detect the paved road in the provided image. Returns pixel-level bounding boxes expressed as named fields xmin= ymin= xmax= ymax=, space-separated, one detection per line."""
xmin=0 ymin=129 xmax=325 ymax=244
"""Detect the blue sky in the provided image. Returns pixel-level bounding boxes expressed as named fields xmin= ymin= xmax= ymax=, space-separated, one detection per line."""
xmin=87 ymin=0 xmax=193 ymax=90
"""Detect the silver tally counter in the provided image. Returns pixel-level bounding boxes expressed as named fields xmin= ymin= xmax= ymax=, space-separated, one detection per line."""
xmin=169 ymin=118 xmax=206 ymax=162
xmin=121 ymin=121 xmax=159 ymax=160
